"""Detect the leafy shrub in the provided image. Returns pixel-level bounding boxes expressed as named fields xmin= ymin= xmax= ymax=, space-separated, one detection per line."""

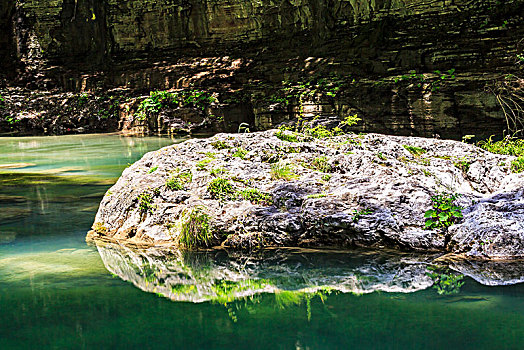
xmin=424 ymin=193 xmax=463 ymax=230
xmin=135 ymin=89 xmax=216 ymax=121
xmin=207 ymin=178 xmax=235 ymax=200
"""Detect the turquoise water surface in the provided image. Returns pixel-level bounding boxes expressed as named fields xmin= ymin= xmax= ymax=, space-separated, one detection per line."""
xmin=0 ymin=134 xmax=523 ymax=350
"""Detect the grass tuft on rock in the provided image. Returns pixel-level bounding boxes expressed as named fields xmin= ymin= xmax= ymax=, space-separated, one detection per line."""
xmin=271 ymin=161 xmax=298 ymax=180
xmin=207 ymin=178 xmax=235 ymax=200
xmin=178 ymin=206 xmax=212 ymax=249
xmin=239 ymin=188 xmax=273 ymax=205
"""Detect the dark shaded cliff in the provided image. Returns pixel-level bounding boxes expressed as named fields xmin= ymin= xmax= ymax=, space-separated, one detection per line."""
xmin=1 ymin=0 xmax=523 ymax=138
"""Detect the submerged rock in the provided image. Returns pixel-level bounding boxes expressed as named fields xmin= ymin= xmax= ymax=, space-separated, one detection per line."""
xmin=88 ymin=131 xmax=523 ymax=259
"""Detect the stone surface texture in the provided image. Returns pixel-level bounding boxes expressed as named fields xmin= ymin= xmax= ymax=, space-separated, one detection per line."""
xmin=89 ymin=130 xmax=524 ymax=260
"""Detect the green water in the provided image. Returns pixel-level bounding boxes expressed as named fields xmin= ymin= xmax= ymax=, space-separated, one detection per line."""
xmin=0 ymin=134 xmax=523 ymax=350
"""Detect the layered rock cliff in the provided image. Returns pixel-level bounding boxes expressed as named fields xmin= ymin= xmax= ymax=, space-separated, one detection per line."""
xmin=1 ymin=0 xmax=523 ymax=137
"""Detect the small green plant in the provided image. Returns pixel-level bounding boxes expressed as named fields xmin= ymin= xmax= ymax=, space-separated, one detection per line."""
xmin=424 ymin=193 xmax=463 ymax=230
xmin=211 ymin=140 xmax=231 ymax=150
xmin=239 ymin=188 xmax=272 ymax=205
xmin=351 ymin=209 xmax=373 ymax=223
xmin=321 ymin=174 xmax=332 ymax=182
xmin=165 ymin=169 xmax=192 ymax=190
xmin=462 ymin=135 xmax=475 ymax=143
xmin=137 ymin=192 xmax=155 ymax=214
xmin=148 ymin=166 xmax=158 ymax=174
xmin=271 ymin=162 xmax=298 ymax=180
xmin=511 ymin=156 xmax=524 ymax=173
xmin=233 ymin=147 xmax=248 ymax=159
xmin=178 ymin=206 xmax=212 ymax=248
xmin=403 ymin=145 xmax=427 ymax=157
xmin=165 ymin=177 xmax=183 ymax=191
xmin=196 ymin=158 xmax=214 ymax=171
xmin=275 ymin=129 xmax=300 ymax=142
xmin=306 ymin=193 xmax=327 ymax=199
xmin=453 ymin=157 xmax=471 ymax=173
xmin=426 ymin=266 xmax=465 ymax=295
xmin=210 ymin=167 xmax=227 ymax=177
xmin=376 ymin=152 xmax=387 ymax=161
xmin=207 ymin=178 xmax=235 ymax=200
xmin=310 ymin=156 xmax=331 ymax=172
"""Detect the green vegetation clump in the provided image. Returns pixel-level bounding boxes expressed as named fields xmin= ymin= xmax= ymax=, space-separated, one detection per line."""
xmin=271 ymin=162 xmax=298 ymax=180
xmin=276 ymin=115 xmax=361 ymax=142
xmin=165 ymin=170 xmax=192 ymax=191
xmin=453 ymin=157 xmax=471 ymax=173
xmin=148 ymin=166 xmax=158 ymax=174
xmin=210 ymin=167 xmax=227 ymax=177
xmin=477 ymin=136 xmax=524 ymax=156
xmin=135 ymin=89 xmax=216 ymax=121
xmin=321 ymin=174 xmax=332 ymax=182
xmin=477 ymin=136 xmax=524 ymax=173
xmin=137 ymin=192 xmax=155 ymax=213
xmin=239 ymin=188 xmax=272 ymax=205
xmin=207 ymin=178 xmax=235 ymax=200
xmin=511 ymin=157 xmax=524 ymax=173
xmin=424 ymin=193 xmax=463 ymax=230
xmin=403 ymin=145 xmax=427 ymax=157
xmin=426 ymin=266 xmax=464 ymax=295
xmin=196 ymin=158 xmax=214 ymax=171
xmin=393 ymin=69 xmax=455 ymax=91
xmin=309 ymin=156 xmax=331 ymax=172
xmin=211 ymin=140 xmax=231 ymax=150
xmin=178 ymin=206 xmax=212 ymax=249
xmin=232 ymin=147 xmax=248 ymax=159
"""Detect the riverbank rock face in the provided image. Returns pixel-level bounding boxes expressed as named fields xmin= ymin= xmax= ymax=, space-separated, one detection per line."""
xmin=89 ymin=130 xmax=523 ymax=259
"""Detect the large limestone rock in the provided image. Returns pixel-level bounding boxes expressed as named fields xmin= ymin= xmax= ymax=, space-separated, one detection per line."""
xmin=88 ymin=130 xmax=523 ymax=260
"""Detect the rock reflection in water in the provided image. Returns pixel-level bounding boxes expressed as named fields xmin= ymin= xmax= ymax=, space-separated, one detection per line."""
xmin=96 ymin=243 xmax=439 ymax=303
